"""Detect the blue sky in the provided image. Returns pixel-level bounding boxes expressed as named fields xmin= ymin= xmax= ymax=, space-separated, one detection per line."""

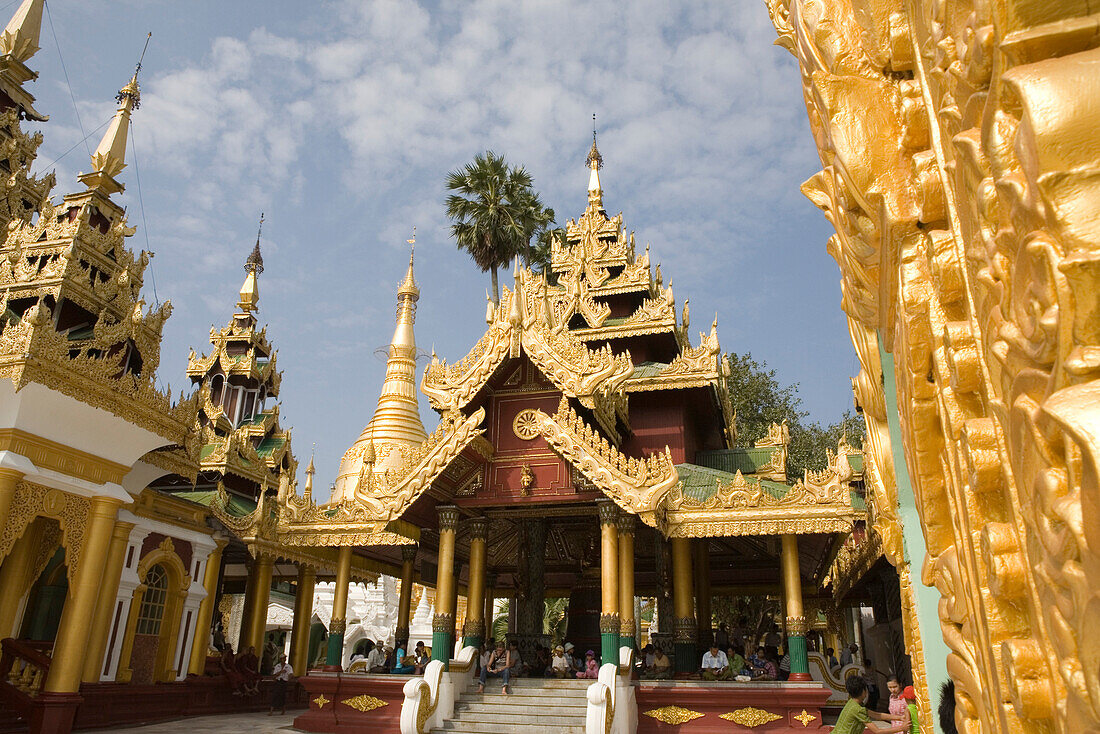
xmin=26 ymin=0 xmax=856 ymax=500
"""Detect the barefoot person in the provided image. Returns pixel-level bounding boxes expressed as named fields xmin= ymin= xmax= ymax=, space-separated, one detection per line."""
xmin=268 ymin=654 xmax=293 ymax=716
xmin=478 ymin=640 xmax=511 ymax=695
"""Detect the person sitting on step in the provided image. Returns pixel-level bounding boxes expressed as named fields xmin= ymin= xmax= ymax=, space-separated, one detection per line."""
xmin=576 ymin=650 xmax=599 ymax=679
xmin=478 ymin=640 xmax=511 ymax=695
xmin=700 ymin=643 xmax=732 ymax=680
xmin=549 ymin=645 xmax=569 ymax=678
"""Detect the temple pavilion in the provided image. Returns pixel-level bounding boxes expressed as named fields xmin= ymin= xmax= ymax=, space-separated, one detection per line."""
xmin=213 ymin=136 xmax=865 ymax=729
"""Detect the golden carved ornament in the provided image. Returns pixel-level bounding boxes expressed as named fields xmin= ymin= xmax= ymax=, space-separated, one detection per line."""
xmin=534 ymin=397 xmax=677 ymax=524
xmin=312 ymin=694 xmax=330 ymax=709
xmin=793 ymin=709 xmax=816 ymax=727
xmin=642 ymin=706 xmax=704 ymax=725
xmin=719 ymin=707 xmax=782 ymax=727
xmin=341 ymin=694 xmax=387 ymax=712
xmin=512 ymin=409 xmax=540 ymax=440
xmin=0 ymin=481 xmax=89 ymax=585
xmin=767 ymin=0 xmax=1100 ymax=728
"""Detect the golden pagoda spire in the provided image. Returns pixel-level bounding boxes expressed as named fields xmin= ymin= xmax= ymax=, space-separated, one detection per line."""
xmin=586 ymin=114 xmax=603 ymax=210
xmin=361 ymin=232 xmax=426 ymax=452
xmin=0 ymin=0 xmax=43 ymax=64
xmin=303 ymin=447 xmax=315 ymax=503
xmin=79 ymin=34 xmax=150 ymax=196
xmin=237 ymin=213 xmax=264 ymax=313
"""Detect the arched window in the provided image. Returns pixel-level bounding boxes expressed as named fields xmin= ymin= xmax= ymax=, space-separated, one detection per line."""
xmin=135 ymin=564 xmax=169 ymax=636
xmin=210 ymin=374 xmax=224 ymax=407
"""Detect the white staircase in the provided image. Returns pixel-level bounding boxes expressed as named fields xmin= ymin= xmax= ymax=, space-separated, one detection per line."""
xmin=430 ymin=678 xmax=589 ymax=733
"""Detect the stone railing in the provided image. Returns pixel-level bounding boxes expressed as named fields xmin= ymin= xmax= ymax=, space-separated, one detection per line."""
xmin=586 ymin=646 xmax=636 ymax=734
xmin=399 ymin=645 xmax=477 ymax=734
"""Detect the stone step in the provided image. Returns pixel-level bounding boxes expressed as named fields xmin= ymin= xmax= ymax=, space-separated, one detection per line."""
xmin=457 ymin=699 xmax=587 ymax=713
xmin=432 ymin=723 xmax=585 ymax=734
xmin=451 ymin=708 xmax=586 ymax=723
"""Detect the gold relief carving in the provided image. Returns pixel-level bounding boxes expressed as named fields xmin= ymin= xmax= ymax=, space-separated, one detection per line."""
xmin=432 ymin=613 xmax=454 ymax=633
xmin=642 ymin=706 xmax=704 ymax=725
xmin=512 ymin=409 xmax=540 ymax=440
xmin=437 ymin=506 xmax=460 ymax=531
xmin=599 ymin=613 xmax=620 ymax=634
xmin=794 ymin=709 xmax=816 ymax=727
xmin=0 ymin=429 xmax=130 ymax=485
xmin=719 ymin=707 xmax=782 ymax=727
xmin=217 ymin=595 xmax=233 ymax=632
xmin=0 ymin=482 xmax=90 ymax=584
xmin=329 ymin=618 xmax=346 ymax=635
xmin=312 ymin=694 xmax=330 ymax=709
xmin=786 ymin=615 xmax=807 ymax=636
xmin=341 ymin=694 xmax=388 ymax=713
xmin=519 ymin=464 xmax=534 ymax=496
xmin=673 ymin=616 xmax=697 ymax=644
xmin=767 ymin=0 xmax=1100 ymax=728
xmin=534 ymin=398 xmax=677 ymax=523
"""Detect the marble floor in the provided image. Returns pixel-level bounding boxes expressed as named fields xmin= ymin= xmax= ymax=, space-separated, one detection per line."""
xmin=89 ymin=711 xmax=301 ymax=733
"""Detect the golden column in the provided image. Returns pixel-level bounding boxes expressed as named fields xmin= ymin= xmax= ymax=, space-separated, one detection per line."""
xmin=463 ymin=517 xmax=488 ymax=649
xmin=289 ymin=564 xmax=316 ymax=675
xmin=82 ymin=520 xmax=136 ymax=682
xmin=781 ymin=534 xmax=810 ymax=680
xmin=395 ymin=545 xmax=417 ymax=652
xmin=432 ymin=505 xmax=459 ymax=666
xmin=186 ymin=539 xmax=228 ymax=676
xmin=0 ymin=468 xmax=23 ymax=541
xmin=0 ymin=519 xmax=42 ymax=636
xmin=670 ymin=536 xmax=697 ymax=674
xmin=237 ymin=560 xmax=259 ymax=651
xmin=325 ymin=546 xmax=353 ymax=669
xmin=244 ymin=554 xmax=274 ymax=655
xmin=694 ymin=540 xmax=712 ymax=648
xmin=597 ymin=500 xmax=620 ymax=665
xmin=45 ymin=496 xmax=122 ymax=695
xmin=617 ymin=514 xmax=636 ymax=651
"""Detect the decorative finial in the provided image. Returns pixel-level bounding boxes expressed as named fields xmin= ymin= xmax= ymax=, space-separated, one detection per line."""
xmin=80 ymin=34 xmax=152 ymax=195
xmin=245 ymin=212 xmax=264 ymax=274
xmin=397 ymin=226 xmax=419 ymax=301
xmin=0 ymin=0 xmax=43 ymax=65
xmin=238 ymin=213 xmax=263 ymax=312
xmin=586 ymin=114 xmax=603 ymax=171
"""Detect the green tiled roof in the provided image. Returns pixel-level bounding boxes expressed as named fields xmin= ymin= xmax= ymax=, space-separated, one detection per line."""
xmin=172 ymin=489 xmax=257 ymax=515
xmin=850 ymin=489 xmax=866 ymax=511
xmin=630 ymin=361 xmax=668 ymax=379
xmin=256 ymin=436 xmax=286 ymax=457
xmin=696 ymin=447 xmax=777 ymax=475
xmin=674 ymin=463 xmax=791 ymax=503
xmin=847 ymin=453 xmax=864 ymax=473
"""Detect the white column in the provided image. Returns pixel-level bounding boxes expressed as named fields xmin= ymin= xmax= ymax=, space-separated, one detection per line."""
xmin=101 ymin=523 xmax=150 ymax=681
xmin=172 ymin=536 xmax=216 ymax=680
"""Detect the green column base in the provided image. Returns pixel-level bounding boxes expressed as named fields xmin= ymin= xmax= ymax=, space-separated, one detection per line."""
xmin=787 ymin=634 xmax=810 ymax=680
xmin=674 ymin=642 xmax=696 ymax=674
xmin=462 ymin=634 xmax=483 ymax=651
xmin=619 ymin=635 xmax=635 ymax=653
xmin=325 ymin=632 xmax=344 ymax=668
xmin=432 ymin=630 xmax=453 ymax=670
xmin=601 ymin=632 xmax=620 ymax=667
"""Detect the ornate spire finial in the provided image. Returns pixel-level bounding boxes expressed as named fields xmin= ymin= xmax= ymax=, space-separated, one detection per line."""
xmin=81 ymin=34 xmax=151 ymax=195
xmin=397 ymin=226 xmax=418 ymax=300
xmin=586 ymin=115 xmax=604 ymax=210
xmin=0 ymin=0 xmax=43 ymax=64
xmin=238 ymin=213 xmax=264 ymax=313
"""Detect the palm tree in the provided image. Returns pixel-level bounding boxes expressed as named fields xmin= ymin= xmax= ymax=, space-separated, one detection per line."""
xmin=445 ymin=151 xmax=554 ymax=302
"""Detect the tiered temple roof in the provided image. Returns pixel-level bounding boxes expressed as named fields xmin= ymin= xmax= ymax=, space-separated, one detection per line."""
xmin=0 ymin=41 xmax=192 ymax=446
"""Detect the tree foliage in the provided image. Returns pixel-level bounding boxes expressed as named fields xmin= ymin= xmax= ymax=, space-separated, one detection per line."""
xmin=445 ymin=150 xmax=556 ymax=302
xmin=724 ymin=352 xmax=865 ymax=480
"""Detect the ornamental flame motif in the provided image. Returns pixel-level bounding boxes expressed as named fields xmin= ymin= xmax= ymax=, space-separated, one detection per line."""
xmin=642 ymin=706 xmax=705 ymax=725
xmin=719 ymin=707 xmax=782 ymax=727
xmin=341 ymin=694 xmax=388 ymax=712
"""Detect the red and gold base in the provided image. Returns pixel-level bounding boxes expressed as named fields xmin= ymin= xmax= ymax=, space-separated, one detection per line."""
xmin=294 ymin=672 xmax=410 ymax=733
xmin=637 ymin=680 xmax=829 ymax=732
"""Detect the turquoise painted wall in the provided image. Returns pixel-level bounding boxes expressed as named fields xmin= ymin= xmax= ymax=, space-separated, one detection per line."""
xmin=879 ymin=338 xmax=952 ymax=733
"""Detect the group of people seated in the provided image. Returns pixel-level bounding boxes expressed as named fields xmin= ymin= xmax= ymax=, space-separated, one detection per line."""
xmin=634 ymin=641 xmax=787 ymax=681
xmin=348 ymin=638 xmax=430 ymax=675
xmin=477 ymin=638 xmax=604 ymax=694
xmin=219 ymin=644 xmax=263 ymax=696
